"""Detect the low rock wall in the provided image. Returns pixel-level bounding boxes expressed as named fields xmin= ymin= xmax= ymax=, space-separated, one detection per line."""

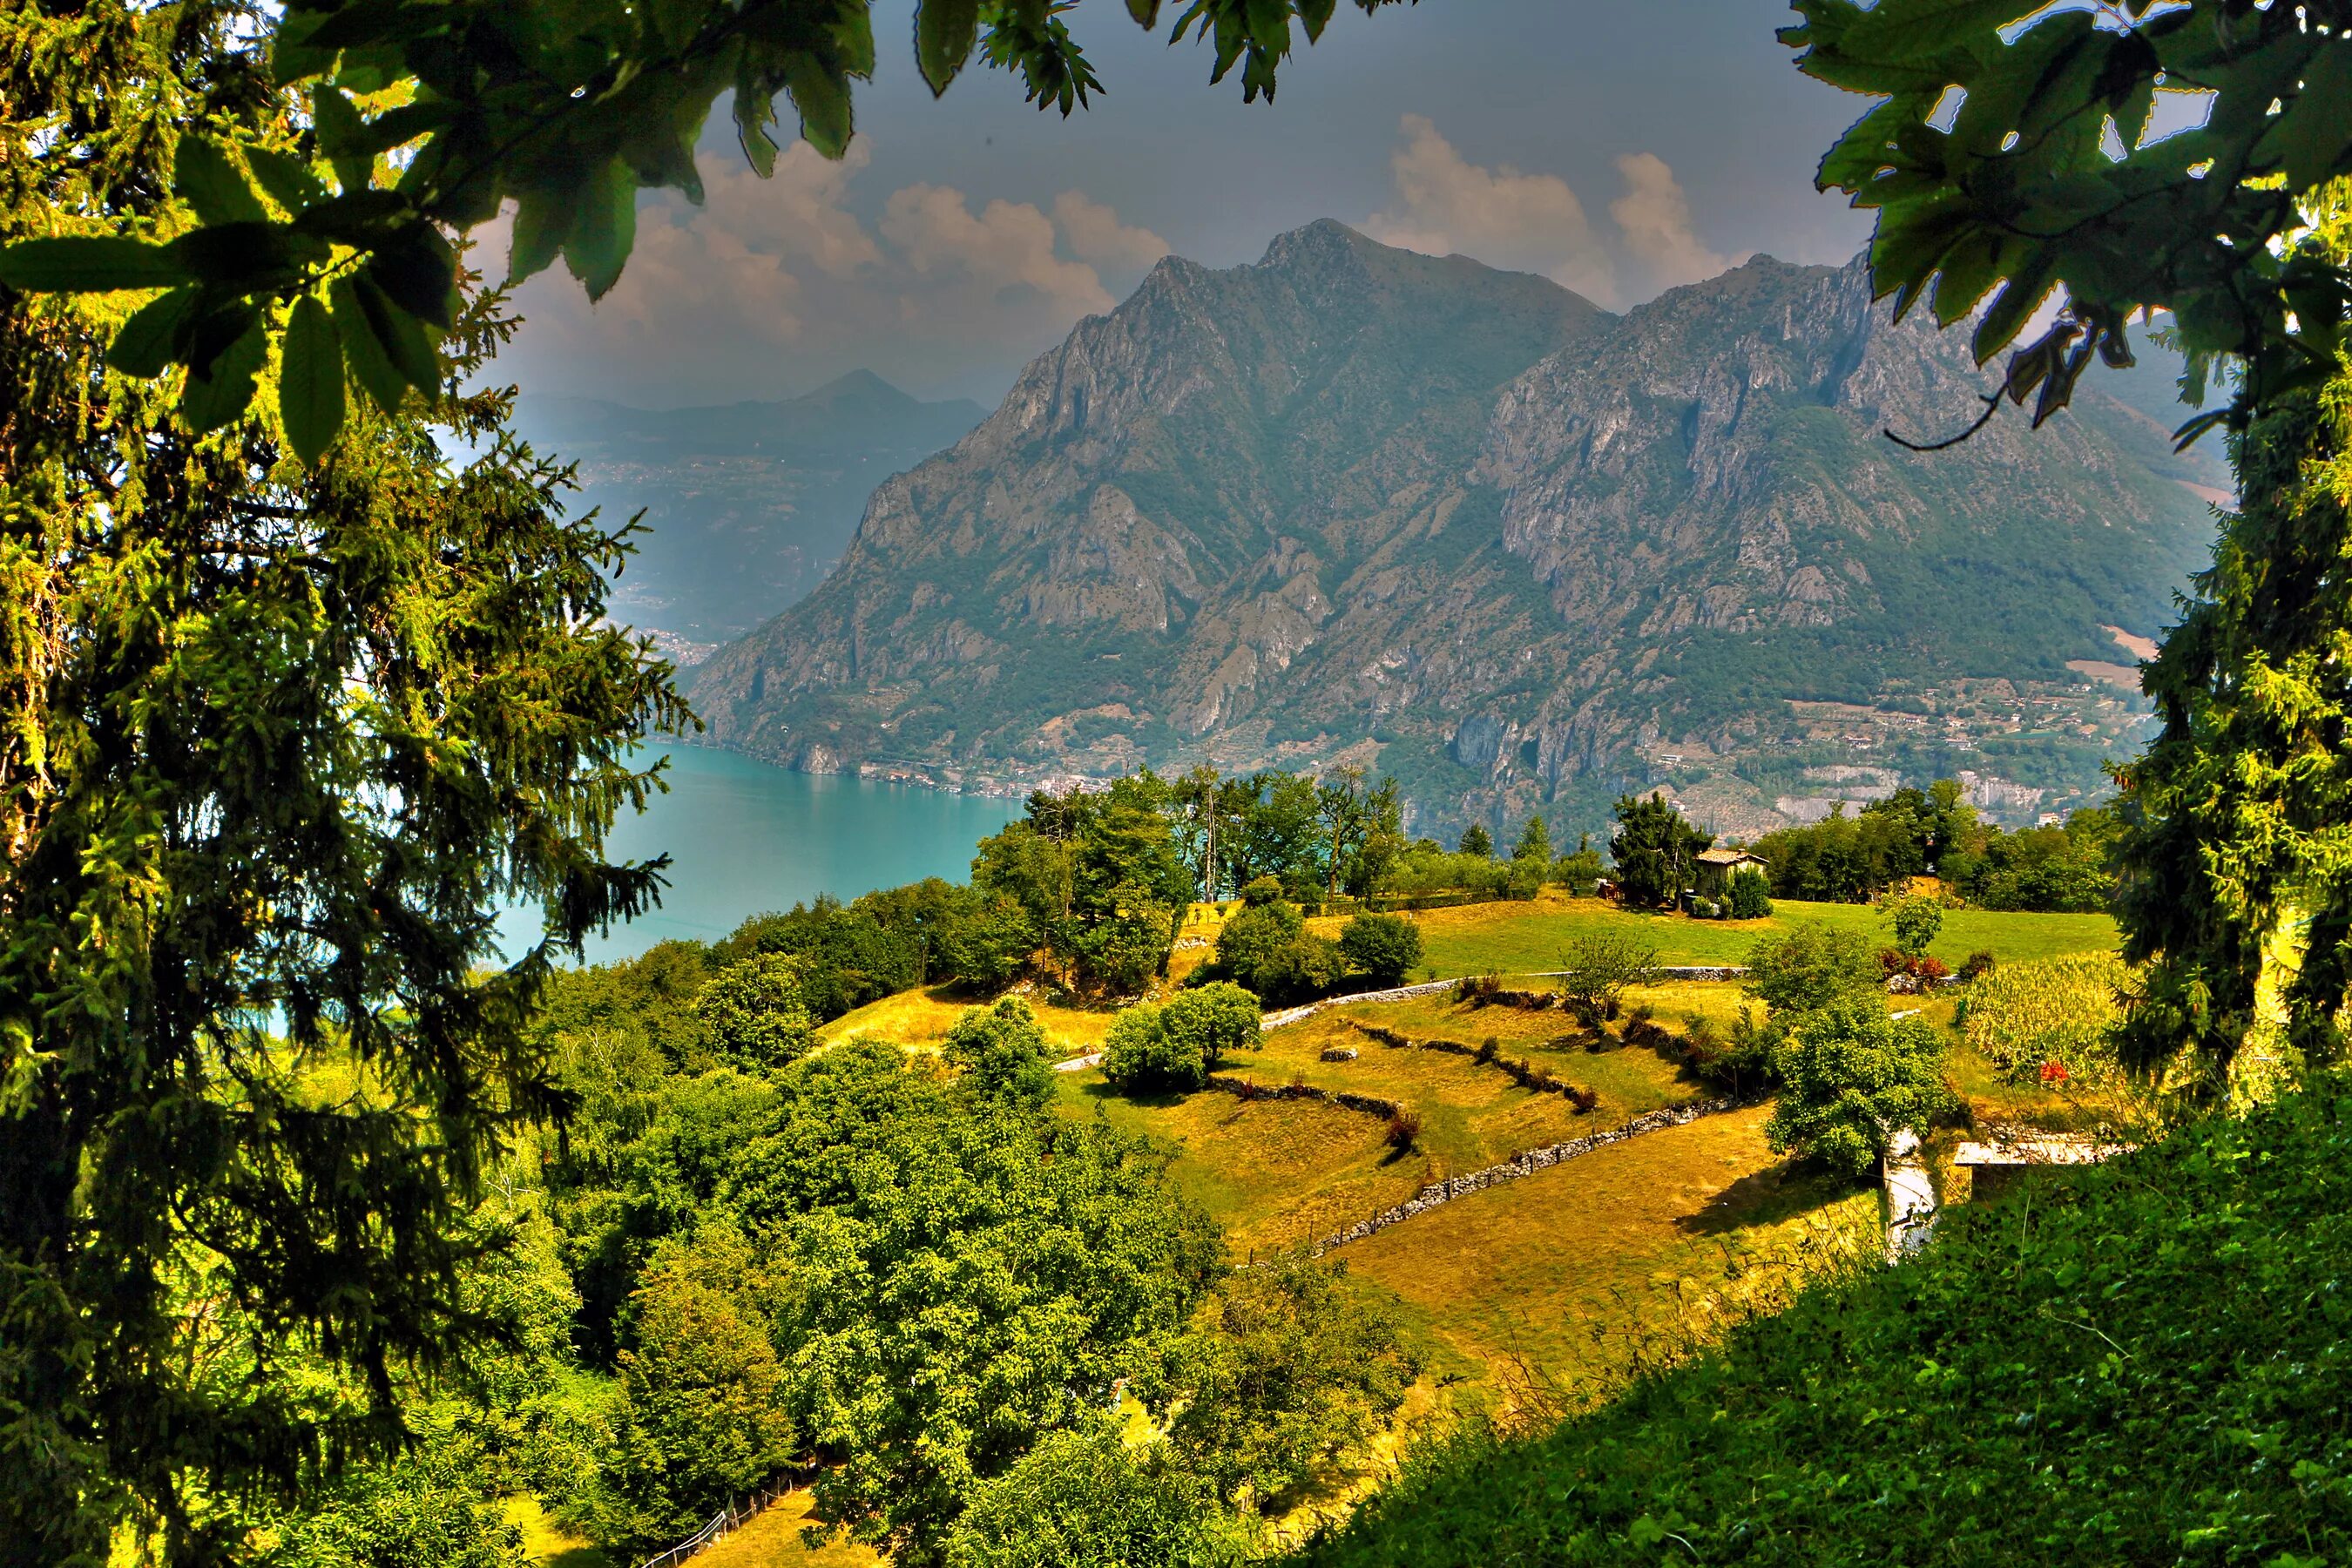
xmin=1261 ymin=968 xmax=1750 ymax=1033
xmin=1201 ymin=1074 xmax=1402 ymax=1120
xmin=1309 ymin=1096 xmax=1751 ymax=1257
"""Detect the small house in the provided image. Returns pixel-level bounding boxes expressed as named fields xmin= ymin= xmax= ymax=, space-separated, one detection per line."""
xmin=1693 ymin=848 xmax=1768 ymax=899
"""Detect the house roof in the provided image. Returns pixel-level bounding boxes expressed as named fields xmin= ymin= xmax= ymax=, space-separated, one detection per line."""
xmin=1696 ymin=848 xmax=1766 ymax=866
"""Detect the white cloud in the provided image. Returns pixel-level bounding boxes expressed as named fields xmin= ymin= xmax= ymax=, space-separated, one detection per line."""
xmin=1361 ymin=117 xmax=1739 ymax=308
xmin=1609 ymin=152 xmax=1734 ymax=292
xmin=1052 ymin=192 xmax=1171 ymax=273
xmin=489 ymin=139 xmax=1166 ymax=406
xmin=1363 ymin=114 xmax=1618 ymax=304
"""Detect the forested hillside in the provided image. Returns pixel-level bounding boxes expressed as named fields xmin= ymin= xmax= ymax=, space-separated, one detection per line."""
xmin=691 ymin=223 xmax=2223 ymax=840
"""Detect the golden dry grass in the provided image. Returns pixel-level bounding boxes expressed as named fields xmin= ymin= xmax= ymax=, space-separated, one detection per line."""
xmin=1335 ymin=1104 xmax=1877 ymax=1402
xmin=691 ymin=1490 xmax=879 ymax=1568
xmin=815 ymin=985 xmax=1118 ymax=1058
xmin=501 ymin=1497 xmax=611 ymax=1568
xmin=1057 ymin=1074 xmax=1427 ymax=1252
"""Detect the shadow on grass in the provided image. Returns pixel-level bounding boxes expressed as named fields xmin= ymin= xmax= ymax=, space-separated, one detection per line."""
xmin=1677 ymin=1159 xmax=1865 ymax=1237
xmin=542 ymin=1549 xmax=615 ymax=1568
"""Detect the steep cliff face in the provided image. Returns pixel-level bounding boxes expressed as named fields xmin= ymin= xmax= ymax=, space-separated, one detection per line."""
xmin=690 ymin=224 xmax=2220 ymax=836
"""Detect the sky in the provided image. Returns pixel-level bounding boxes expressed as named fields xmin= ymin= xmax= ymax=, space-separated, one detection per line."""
xmin=486 ymin=0 xmax=1878 ymax=410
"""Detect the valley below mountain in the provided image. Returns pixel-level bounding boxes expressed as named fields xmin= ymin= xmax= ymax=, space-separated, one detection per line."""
xmin=687 ymin=221 xmax=2227 ymax=839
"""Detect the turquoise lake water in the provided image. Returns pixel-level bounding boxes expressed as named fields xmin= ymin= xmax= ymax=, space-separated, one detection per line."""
xmin=497 ymin=745 xmax=1020 ymax=966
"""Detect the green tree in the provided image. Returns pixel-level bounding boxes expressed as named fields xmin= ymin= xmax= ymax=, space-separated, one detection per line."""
xmin=1215 ymin=899 xmax=1305 ymax=988
xmin=586 ymin=1226 xmax=797 ymax=1550
xmin=1512 ymin=814 xmax=1552 ymax=865
xmin=2117 ymin=360 xmax=2352 ymax=1087
xmin=0 ymin=16 xmax=686 ymax=1558
xmin=943 ymin=1427 xmax=1245 ymax=1568
xmin=693 ymin=953 xmax=816 ymax=1069
xmin=943 ymin=997 xmax=1056 ymax=1112
xmin=1158 ymin=1255 xmax=1416 ymax=1508
xmin=731 ymin=1042 xmax=1221 ymax=1564
xmin=1315 ymin=765 xmax=1371 ymax=899
xmin=1727 ymin=868 xmax=1773 ymax=920
xmin=1610 ymin=792 xmax=1712 ymax=909
xmin=260 ymin=1447 xmax=527 ymax=1568
xmin=1100 ymin=983 xmax=1260 ymax=1093
xmin=1553 ymin=835 xmax=1604 ymax=897
xmin=1457 ymin=822 xmax=1494 ymax=859
xmin=1766 ymin=999 xmax=1955 ymax=1178
xmin=1338 ymin=913 xmax=1423 ymax=988
xmin=1557 ymin=933 xmax=1660 ymax=1026
xmin=1788 ymin=0 xmax=2352 ymax=445
xmin=1882 ymin=895 xmax=1943 ymax=961
xmin=1743 ymin=924 xmax=1885 ymax=1017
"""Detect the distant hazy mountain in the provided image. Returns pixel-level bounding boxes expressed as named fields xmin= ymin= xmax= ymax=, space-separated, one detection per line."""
xmin=515 ymin=370 xmax=986 ymax=650
xmin=690 ymin=221 xmax=2230 ymax=837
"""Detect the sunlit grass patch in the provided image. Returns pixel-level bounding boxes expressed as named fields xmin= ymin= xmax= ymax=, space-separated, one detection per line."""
xmin=691 ymin=1490 xmax=880 ymax=1568
xmin=816 ymin=985 xmax=1117 ymax=1057
xmin=1053 ymin=1071 xmax=1428 ymax=1253
xmin=1321 ymin=892 xmax=2119 ymax=979
xmin=1335 ymin=1104 xmax=1877 ymax=1401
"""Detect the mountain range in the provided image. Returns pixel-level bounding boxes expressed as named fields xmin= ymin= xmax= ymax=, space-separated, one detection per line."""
xmin=685 ymin=220 xmax=2229 ymax=838
xmin=515 ymin=370 xmax=986 ymax=652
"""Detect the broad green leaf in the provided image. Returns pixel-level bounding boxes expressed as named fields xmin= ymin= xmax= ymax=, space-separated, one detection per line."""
xmin=508 ymin=191 xmax=572 ymax=285
xmin=1842 ymin=0 xmax=2027 ymax=65
xmin=1125 ymin=0 xmax=1162 ymax=24
xmin=1971 ymin=262 xmax=2051 ymax=363
xmin=350 ymin=274 xmax=439 ymax=391
xmin=306 ymin=0 xmax=449 ymax=51
xmin=246 ymin=146 xmax=331 ymax=216
xmin=168 ymin=222 xmax=330 ymax=289
xmin=1297 ymin=0 xmax=1337 ymax=44
xmin=365 ymin=226 xmax=457 ymax=329
xmin=313 ymin=85 xmax=375 ymax=195
xmin=181 ymin=312 xmax=269 ymax=433
xmin=105 ymin=287 xmax=199 ymax=377
xmin=916 ymin=0 xmax=983 ymax=96
xmin=174 ymin=137 xmax=270 ymax=227
xmin=279 ymin=293 xmax=348 ymax=464
xmin=331 ymin=274 xmax=407 ymax=413
xmin=1930 ymin=233 xmax=2006 ymax=328
xmin=785 ymin=54 xmax=855 ymax=158
xmin=1820 ymin=95 xmax=1935 ymax=192
xmin=563 ymin=159 xmax=638 ymax=301
xmin=1245 ymin=0 xmax=1291 ymax=55
xmin=0 ymin=236 xmax=190 ymax=293
xmin=270 ymin=5 xmax=339 ymax=83
xmin=733 ymin=68 xmax=781 ymax=177
xmin=2256 ymin=44 xmax=2352 ymax=193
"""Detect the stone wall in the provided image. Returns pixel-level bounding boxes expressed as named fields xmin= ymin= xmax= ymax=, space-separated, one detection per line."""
xmin=1308 ymin=1096 xmax=1751 ymax=1257
xmin=1259 ymin=967 xmax=1749 ymax=1033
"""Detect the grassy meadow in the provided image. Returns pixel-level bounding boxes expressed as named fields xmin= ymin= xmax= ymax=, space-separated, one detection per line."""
xmin=1306 ymin=891 xmax=2119 ymax=978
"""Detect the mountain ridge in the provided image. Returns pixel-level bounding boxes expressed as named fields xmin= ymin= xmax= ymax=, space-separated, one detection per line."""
xmin=689 ymin=223 xmax=2225 ymax=837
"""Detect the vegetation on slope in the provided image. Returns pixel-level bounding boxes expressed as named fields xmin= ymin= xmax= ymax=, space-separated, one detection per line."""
xmin=1298 ymin=1077 xmax=2352 ymax=1566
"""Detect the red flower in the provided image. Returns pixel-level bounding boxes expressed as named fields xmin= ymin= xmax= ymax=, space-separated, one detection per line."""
xmin=2038 ymin=1059 xmax=2070 ymax=1085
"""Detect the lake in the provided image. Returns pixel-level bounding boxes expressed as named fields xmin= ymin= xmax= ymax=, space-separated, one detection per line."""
xmin=496 ymin=745 xmax=1020 ymax=966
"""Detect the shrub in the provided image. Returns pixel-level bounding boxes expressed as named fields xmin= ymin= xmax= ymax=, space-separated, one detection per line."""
xmin=1744 ymin=923 xmax=1885 ymax=1016
xmin=1214 ymin=901 xmax=1301 ymax=994
xmin=1957 ymin=950 xmax=1997 ymax=983
xmin=1727 ymin=868 xmax=1773 ymax=919
xmin=1476 ymin=1036 xmax=1499 ymax=1064
xmin=1765 ymin=997 xmax=1955 ymax=1176
xmin=1691 ymin=896 xmax=1722 ymax=919
xmin=1240 ymin=875 xmax=1285 ymax=907
xmin=1960 ymin=952 xmax=2128 ymax=1082
xmin=1557 ymin=934 xmax=1660 ymax=1025
xmin=1101 ymin=983 xmax=1264 ymax=1092
xmin=1101 ymin=1002 xmax=1203 ymax=1092
xmin=1254 ymin=933 xmax=1348 ymax=1004
xmin=1338 ymin=913 xmax=1423 ymax=987
xmin=1882 ymin=892 xmax=1945 ymax=958
xmin=1384 ymin=1109 xmax=1423 ymax=1149
xmin=943 ymin=997 xmax=1055 ymax=1109
xmin=945 ymin=1427 xmax=1243 ymax=1568
xmin=1565 ymin=1085 xmax=1599 ymax=1112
